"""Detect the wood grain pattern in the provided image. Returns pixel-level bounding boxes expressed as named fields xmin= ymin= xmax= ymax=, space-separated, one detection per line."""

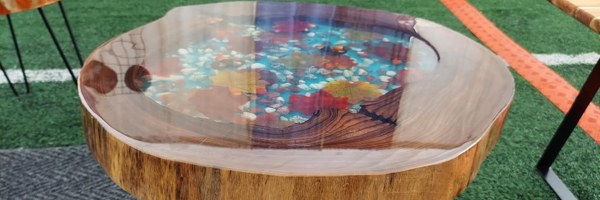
xmin=83 ymin=105 xmax=510 ymax=200
xmin=79 ymin=2 xmax=514 ymax=199
xmin=359 ymin=87 xmax=403 ymax=123
xmin=550 ymin=0 xmax=600 ymax=33
xmin=251 ymin=109 xmax=396 ymax=149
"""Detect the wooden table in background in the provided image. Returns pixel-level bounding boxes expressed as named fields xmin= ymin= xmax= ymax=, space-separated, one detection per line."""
xmin=550 ymin=0 xmax=600 ymax=33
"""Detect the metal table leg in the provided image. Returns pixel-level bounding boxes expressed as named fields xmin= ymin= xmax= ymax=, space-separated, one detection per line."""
xmin=6 ymin=14 xmax=29 ymax=93
xmin=57 ymin=1 xmax=83 ymax=66
xmin=0 ymin=61 xmax=19 ymax=96
xmin=38 ymin=7 xmax=78 ymax=85
xmin=536 ymin=58 xmax=600 ymax=199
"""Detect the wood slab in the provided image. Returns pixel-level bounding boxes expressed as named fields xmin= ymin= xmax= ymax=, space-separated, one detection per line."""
xmin=79 ymin=1 xmax=514 ymax=199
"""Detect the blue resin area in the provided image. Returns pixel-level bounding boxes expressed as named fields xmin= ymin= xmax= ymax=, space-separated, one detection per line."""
xmin=143 ymin=19 xmax=412 ymax=124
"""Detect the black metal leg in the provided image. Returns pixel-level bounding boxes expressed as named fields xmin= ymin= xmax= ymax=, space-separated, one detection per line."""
xmin=536 ymin=58 xmax=600 ymax=199
xmin=38 ymin=8 xmax=77 ymax=85
xmin=7 ymin=14 xmax=30 ymax=93
xmin=0 ymin=61 xmax=19 ymax=96
xmin=57 ymin=1 xmax=83 ymax=66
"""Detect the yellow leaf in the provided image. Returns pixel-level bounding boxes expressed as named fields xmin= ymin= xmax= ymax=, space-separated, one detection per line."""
xmin=323 ymin=80 xmax=382 ymax=104
xmin=209 ymin=70 xmax=266 ymax=94
xmin=279 ymin=52 xmax=314 ymax=69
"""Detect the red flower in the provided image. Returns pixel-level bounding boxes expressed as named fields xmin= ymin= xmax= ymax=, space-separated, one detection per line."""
xmin=289 ymin=90 xmax=349 ymax=115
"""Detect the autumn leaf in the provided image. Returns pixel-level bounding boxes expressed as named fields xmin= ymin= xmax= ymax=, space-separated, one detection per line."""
xmin=254 ymin=113 xmax=280 ymax=126
xmin=289 ymin=90 xmax=349 ymax=115
xmin=313 ymin=55 xmax=356 ymax=69
xmin=367 ymin=42 xmax=408 ymax=65
xmin=158 ymin=89 xmax=201 ymax=116
xmin=210 ymin=70 xmax=267 ymax=94
xmin=188 ymin=86 xmax=250 ymax=121
xmin=323 ymin=80 xmax=382 ymax=104
xmin=257 ymin=69 xmax=279 ymax=86
xmin=279 ymin=52 xmax=314 ymax=69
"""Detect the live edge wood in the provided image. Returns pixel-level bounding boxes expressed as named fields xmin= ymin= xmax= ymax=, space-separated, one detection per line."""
xmin=80 ymin=2 xmax=514 ymax=199
xmin=83 ymin=106 xmax=509 ymax=200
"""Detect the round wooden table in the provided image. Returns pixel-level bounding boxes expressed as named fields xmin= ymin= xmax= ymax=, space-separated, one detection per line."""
xmin=79 ymin=2 xmax=514 ymax=199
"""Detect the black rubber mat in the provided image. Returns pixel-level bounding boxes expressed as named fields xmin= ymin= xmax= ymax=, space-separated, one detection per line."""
xmin=0 ymin=145 xmax=134 ymax=200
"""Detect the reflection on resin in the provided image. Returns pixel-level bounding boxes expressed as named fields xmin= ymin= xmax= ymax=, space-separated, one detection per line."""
xmin=80 ymin=2 xmax=443 ymax=149
xmin=141 ymin=14 xmax=434 ymax=127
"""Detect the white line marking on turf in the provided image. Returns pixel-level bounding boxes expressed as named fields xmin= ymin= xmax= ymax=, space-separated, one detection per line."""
xmin=533 ymin=52 xmax=599 ymax=66
xmin=0 ymin=53 xmax=598 ymax=84
xmin=0 ymin=68 xmax=80 ymax=84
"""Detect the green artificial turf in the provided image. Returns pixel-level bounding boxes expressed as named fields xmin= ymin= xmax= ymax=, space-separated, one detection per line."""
xmin=553 ymin=64 xmax=600 ymax=105
xmin=471 ymin=0 xmax=600 ymax=54
xmin=0 ymin=0 xmax=599 ymax=199
xmin=458 ymin=72 xmax=600 ymax=199
xmin=0 ymin=82 xmax=83 ymax=148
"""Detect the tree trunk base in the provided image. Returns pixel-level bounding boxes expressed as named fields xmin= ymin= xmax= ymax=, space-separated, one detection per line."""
xmin=83 ymin=106 xmax=509 ymax=200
